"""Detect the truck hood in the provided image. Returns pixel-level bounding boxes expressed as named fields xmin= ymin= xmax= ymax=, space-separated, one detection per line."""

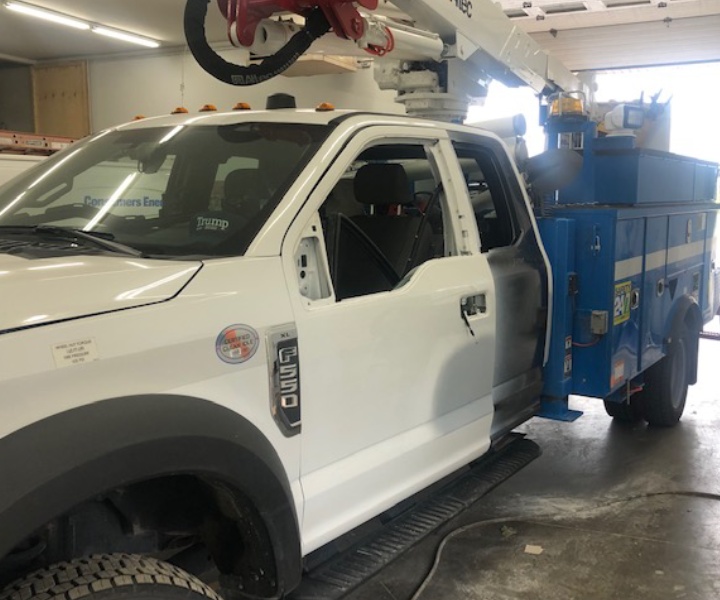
xmin=0 ymin=254 xmax=201 ymax=332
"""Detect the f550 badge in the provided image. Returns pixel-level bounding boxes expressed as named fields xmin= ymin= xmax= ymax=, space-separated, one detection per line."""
xmin=267 ymin=325 xmax=301 ymax=437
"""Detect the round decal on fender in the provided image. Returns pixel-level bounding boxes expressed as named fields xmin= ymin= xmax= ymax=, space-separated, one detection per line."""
xmin=216 ymin=325 xmax=259 ymax=364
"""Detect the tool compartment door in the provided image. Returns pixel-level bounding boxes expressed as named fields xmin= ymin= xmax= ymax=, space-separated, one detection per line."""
xmin=640 ymin=215 xmax=668 ymax=371
xmin=611 ymin=215 xmax=645 ymax=389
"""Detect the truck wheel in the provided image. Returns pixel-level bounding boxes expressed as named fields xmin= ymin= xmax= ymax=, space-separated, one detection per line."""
xmin=603 ymin=398 xmax=643 ymax=422
xmin=0 ymin=554 xmax=223 ymax=600
xmin=638 ymin=328 xmax=691 ymax=427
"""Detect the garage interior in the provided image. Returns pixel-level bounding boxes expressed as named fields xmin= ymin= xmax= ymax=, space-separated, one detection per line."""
xmin=2 ymin=0 xmax=720 ymax=140
xmin=1 ymin=1 xmax=720 ymax=599
xmin=344 ymin=327 xmax=720 ymax=600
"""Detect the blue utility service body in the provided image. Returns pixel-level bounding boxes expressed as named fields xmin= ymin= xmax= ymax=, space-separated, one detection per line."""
xmin=537 ymin=125 xmax=719 ymax=409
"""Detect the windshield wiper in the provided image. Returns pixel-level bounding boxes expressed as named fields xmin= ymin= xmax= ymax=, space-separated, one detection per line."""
xmin=33 ymin=225 xmax=144 ymax=257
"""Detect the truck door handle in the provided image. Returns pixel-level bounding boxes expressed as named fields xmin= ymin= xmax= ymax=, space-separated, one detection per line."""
xmin=461 ymin=294 xmax=487 ymax=316
xmin=460 ymin=294 xmax=486 ymax=338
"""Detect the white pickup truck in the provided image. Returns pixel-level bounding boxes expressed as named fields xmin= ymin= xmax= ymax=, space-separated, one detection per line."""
xmin=0 ymin=108 xmax=715 ymax=600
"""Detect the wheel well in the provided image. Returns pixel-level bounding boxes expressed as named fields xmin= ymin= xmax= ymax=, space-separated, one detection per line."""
xmin=1 ymin=474 xmax=279 ymax=597
xmin=0 ymin=395 xmax=302 ymax=597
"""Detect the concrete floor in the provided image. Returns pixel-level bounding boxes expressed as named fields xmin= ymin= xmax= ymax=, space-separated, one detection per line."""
xmin=347 ymin=322 xmax=720 ymax=600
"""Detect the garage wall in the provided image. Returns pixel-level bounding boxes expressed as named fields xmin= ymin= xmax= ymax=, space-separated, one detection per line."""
xmin=32 ymin=61 xmax=91 ymax=138
xmin=532 ymin=15 xmax=720 ymax=71
xmin=0 ymin=65 xmax=34 ymax=132
xmin=88 ymin=51 xmax=401 ymax=132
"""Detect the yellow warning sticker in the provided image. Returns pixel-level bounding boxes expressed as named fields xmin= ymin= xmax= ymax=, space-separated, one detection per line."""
xmin=613 ymin=281 xmax=632 ymax=325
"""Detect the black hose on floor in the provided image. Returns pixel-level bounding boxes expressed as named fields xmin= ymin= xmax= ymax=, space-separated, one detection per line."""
xmin=409 ymin=490 xmax=720 ymax=600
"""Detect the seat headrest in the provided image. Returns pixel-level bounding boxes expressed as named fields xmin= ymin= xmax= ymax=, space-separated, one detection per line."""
xmin=354 ymin=163 xmax=412 ymax=206
xmin=224 ymin=168 xmax=268 ymax=199
xmin=326 ymin=178 xmax=363 ymax=216
xmin=223 ymin=168 xmax=269 ymax=214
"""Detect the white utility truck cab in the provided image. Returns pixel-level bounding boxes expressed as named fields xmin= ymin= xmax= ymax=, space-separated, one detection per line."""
xmin=0 ymin=109 xmax=549 ymax=600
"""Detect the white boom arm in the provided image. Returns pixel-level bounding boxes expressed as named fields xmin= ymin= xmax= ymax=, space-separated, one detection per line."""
xmin=391 ymin=0 xmax=579 ymax=94
xmin=185 ymin=0 xmax=584 ymax=120
xmin=255 ymin=1 xmax=581 ymax=121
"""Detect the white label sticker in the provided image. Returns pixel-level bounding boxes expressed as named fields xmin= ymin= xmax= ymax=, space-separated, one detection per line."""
xmin=611 ymin=358 xmax=625 ymax=387
xmin=52 ymin=338 xmax=99 ymax=368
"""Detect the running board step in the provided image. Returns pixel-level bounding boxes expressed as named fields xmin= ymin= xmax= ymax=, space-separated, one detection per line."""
xmin=290 ymin=436 xmax=540 ymax=600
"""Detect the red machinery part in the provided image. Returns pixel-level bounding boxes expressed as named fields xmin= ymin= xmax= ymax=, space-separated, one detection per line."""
xmin=217 ymin=0 xmax=378 ymax=47
xmin=184 ymin=0 xmax=333 ymax=86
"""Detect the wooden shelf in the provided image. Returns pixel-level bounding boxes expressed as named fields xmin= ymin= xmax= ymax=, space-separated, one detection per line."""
xmin=282 ymin=54 xmax=357 ymax=77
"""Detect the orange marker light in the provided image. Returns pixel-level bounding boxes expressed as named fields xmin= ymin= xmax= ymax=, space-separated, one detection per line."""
xmin=171 ymin=107 xmax=189 ymax=114
xmin=232 ymin=102 xmax=252 ymax=110
xmin=316 ymin=102 xmax=335 ymax=112
xmin=199 ymin=104 xmax=217 ymax=112
xmin=133 ymin=115 xmax=146 ymax=120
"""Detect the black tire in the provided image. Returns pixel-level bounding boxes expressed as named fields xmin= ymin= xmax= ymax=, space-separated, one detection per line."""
xmin=0 ymin=554 xmax=223 ymax=600
xmin=637 ymin=328 xmax=692 ymax=427
xmin=603 ymin=398 xmax=643 ymax=422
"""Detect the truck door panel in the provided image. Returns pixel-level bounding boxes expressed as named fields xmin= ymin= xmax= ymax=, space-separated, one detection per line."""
xmin=451 ymin=138 xmax=549 ymax=438
xmin=486 ymin=248 xmax=545 ymax=434
xmin=280 ymin=129 xmax=496 ymax=554
xmin=296 ymin=255 xmax=494 ymax=551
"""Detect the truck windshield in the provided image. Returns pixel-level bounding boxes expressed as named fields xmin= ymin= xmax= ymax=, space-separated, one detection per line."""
xmin=0 ymin=122 xmax=329 ymax=258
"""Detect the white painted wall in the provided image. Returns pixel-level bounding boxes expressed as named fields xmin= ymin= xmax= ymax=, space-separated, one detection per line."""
xmin=0 ymin=154 xmax=44 ymax=187
xmin=88 ymin=50 xmax=402 ymax=132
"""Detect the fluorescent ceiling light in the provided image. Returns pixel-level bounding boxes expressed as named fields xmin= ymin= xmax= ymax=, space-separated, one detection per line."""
xmin=92 ymin=26 xmax=160 ymax=49
xmin=5 ymin=1 xmax=90 ymax=30
xmin=3 ymin=1 xmax=161 ymax=48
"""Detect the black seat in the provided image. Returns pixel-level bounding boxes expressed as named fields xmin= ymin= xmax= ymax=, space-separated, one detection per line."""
xmin=351 ymin=163 xmax=432 ymax=277
xmin=325 ymin=178 xmax=363 ymax=218
xmin=324 ymin=213 xmax=400 ymax=301
xmin=222 ymin=168 xmax=270 ymax=216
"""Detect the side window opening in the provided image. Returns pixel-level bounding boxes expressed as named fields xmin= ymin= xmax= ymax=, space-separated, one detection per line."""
xmin=454 ymin=143 xmax=519 ymax=252
xmin=318 ymin=143 xmax=448 ymax=301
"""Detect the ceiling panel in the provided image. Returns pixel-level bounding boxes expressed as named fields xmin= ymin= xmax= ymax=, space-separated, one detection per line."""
xmin=0 ymin=0 xmax=224 ymax=62
xmin=532 ymin=14 xmax=720 ymax=70
xmin=504 ymin=0 xmax=720 ymax=32
xmin=0 ymin=0 xmax=718 ymax=71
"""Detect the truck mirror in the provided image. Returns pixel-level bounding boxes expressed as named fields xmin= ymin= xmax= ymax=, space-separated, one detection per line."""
xmin=138 ymin=152 xmax=168 ymax=175
xmin=128 ymin=142 xmax=169 ymax=175
xmin=525 ymin=148 xmax=582 ymax=194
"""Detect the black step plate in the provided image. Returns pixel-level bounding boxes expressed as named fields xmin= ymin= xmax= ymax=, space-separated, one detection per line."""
xmin=290 ymin=436 xmax=540 ymax=600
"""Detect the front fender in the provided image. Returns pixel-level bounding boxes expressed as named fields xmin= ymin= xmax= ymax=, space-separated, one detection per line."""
xmin=0 ymin=395 xmax=301 ymax=590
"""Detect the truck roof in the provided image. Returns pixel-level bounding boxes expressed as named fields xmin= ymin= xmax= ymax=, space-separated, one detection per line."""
xmin=112 ymin=109 xmax=496 ymax=138
xmin=115 ymin=109 xmax=356 ymax=129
